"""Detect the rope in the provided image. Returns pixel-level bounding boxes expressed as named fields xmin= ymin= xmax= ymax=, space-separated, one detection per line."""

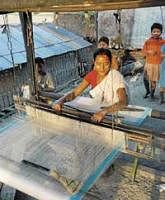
xmin=3 ymin=14 xmax=17 ymax=92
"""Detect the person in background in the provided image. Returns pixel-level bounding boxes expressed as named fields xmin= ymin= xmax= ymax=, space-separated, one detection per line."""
xmin=52 ymin=48 xmax=128 ymax=122
xmin=142 ymin=23 xmax=165 ymax=99
xmin=35 ymin=57 xmax=55 ymax=92
xmin=159 ymin=44 xmax=165 ymax=104
xmin=21 ymin=58 xmax=55 ymax=102
xmin=98 ymin=36 xmax=119 ymax=70
xmin=121 ymin=49 xmax=136 ymax=66
xmin=98 ymin=36 xmax=109 ymax=48
xmin=120 ymin=49 xmax=136 ymax=75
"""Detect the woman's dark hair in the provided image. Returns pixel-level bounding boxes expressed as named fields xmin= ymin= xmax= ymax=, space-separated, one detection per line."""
xmin=98 ymin=36 xmax=109 ymax=46
xmin=151 ymin=23 xmax=163 ymax=33
xmin=93 ymin=48 xmax=112 ymax=62
xmin=35 ymin=57 xmax=45 ymax=64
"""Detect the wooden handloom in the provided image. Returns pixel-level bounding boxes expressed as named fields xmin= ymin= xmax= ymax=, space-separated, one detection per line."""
xmin=0 ymin=0 xmax=165 ymax=199
xmin=0 ymin=99 xmax=125 ymax=199
xmin=0 ymin=94 xmax=164 ymax=199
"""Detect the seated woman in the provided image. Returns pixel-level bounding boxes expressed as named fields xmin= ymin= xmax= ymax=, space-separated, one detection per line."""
xmin=52 ymin=48 xmax=128 ymax=122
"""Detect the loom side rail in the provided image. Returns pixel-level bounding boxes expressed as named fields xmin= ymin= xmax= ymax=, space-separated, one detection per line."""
xmin=0 ymin=155 xmax=70 ymax=200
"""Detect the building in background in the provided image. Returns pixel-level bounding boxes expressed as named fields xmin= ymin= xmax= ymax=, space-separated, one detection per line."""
xmin=0 ymin=22 xmax=93 ymax=111
xmin=98 ymin=6 xmax=165 ymax=49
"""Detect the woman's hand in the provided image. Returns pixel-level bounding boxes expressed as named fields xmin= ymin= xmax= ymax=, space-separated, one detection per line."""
xmin=52 ymin=103 xmax=62 ymax=112
xmin=91 ymin=110 xmax=107 ymax=123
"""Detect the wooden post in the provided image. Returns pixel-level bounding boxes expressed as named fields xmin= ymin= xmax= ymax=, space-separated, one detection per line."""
xmin=95 ymin=11 xmax=98 ymax=43
xmin=131 ymin=144 xmax=140 ymax=182
xmin=19 ymin=12 xmax=37 ymax=98
xmin=1 ymin=1 xmax=165 ymax=12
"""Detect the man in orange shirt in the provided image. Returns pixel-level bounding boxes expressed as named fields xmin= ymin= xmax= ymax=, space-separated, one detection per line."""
xmin=142 ymin=23 xmax=165 ymax=99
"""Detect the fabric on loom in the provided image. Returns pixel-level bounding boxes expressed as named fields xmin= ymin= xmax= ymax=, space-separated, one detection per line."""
xmin=0 ymin=106 xmax=125 ymax=196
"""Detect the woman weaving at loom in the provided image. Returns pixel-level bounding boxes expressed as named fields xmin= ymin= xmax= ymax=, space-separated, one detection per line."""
xmin=52 ymin=48 xmax=128 ymax=122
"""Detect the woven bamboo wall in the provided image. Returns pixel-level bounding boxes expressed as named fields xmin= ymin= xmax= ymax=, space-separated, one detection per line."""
xmin=0 ymin=46 xmax=93 ymax=111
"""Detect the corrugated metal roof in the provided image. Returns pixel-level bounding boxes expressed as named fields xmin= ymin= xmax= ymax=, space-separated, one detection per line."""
xmin=0 ymin=56 xmax=11 ymax=70
xmin=42 ymin=23 xmax=91 ymax=49
xmin=0 ymin=23 xmax=91 ymax=71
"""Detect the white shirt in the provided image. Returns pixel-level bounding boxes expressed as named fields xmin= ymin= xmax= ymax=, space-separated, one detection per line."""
xmin=89 ymin=69 xmax=127 ymax=106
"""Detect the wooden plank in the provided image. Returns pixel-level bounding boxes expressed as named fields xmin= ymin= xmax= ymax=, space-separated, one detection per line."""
xmin=151 ymin=110 xmax=165 ymax=120
xmin=25 ymin=99 xmax=154 ymax=137
xmin=39 ymin=91 xmax=63 ymax=100
xmin=0 ymin=0 xmax=165 ymax=12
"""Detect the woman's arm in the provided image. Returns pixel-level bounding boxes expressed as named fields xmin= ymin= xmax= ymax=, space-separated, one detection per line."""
xmin=52 ymin=79 xmax=89 ymax=111
xmin=91 ymin=88 xmax=128 ymax=122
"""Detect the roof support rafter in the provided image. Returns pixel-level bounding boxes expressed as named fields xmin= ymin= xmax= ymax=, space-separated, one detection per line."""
xmin=0 ymin=0 xmax=165 ymax=12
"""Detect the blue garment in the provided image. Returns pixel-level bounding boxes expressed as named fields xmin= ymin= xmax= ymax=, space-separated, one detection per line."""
xmin=159 ymin=44 xmax=165 ymax=88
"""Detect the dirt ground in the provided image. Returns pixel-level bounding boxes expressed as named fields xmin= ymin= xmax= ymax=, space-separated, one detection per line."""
xmin=83 ymin=160 xmax=165 ymax=200
xmin=126 ymin=72 xmax=165 ymax=112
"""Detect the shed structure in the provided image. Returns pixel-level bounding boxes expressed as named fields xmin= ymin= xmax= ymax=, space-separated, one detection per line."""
xmin=0 ymin=22 xmax=93 ymax=111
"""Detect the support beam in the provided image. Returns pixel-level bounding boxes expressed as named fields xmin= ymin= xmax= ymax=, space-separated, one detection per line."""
xmin=0 ymin=0 xmax=165 ymax=12
xmin=19 ymin=12 xmax=37 ymax=97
